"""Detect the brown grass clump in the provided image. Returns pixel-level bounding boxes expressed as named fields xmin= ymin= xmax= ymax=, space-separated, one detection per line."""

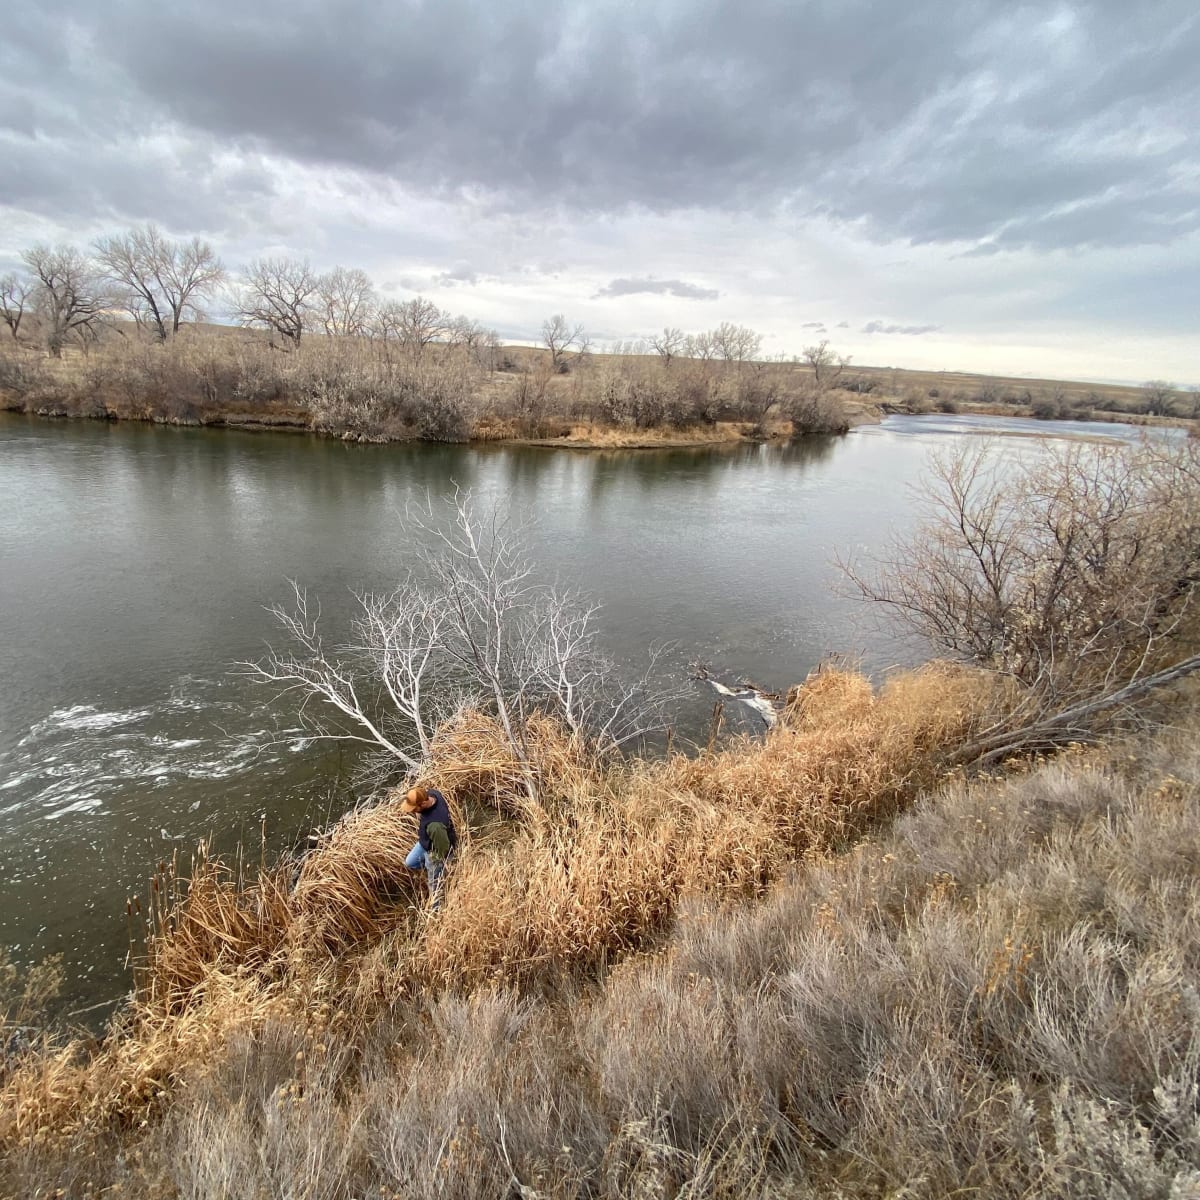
xmin=290 ymin=800 xmax=425 ymax=950
xmin=138 ymin=848 xmax=294 ymax=1012
xmin=424 ymin=707 xmax=592 ymax=822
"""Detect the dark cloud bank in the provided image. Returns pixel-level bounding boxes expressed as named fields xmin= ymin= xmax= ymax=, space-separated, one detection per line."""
xmin=5 ymin=1 xmax=1198 ymax=252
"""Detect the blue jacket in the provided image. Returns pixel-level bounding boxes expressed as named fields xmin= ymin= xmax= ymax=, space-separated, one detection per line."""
xmin=418 ymin=789 xmax=458 ymax=854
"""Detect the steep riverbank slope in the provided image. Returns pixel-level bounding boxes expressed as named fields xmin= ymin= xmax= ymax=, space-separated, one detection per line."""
xmin=4 ymin=662 xmax=1199 ymax=1197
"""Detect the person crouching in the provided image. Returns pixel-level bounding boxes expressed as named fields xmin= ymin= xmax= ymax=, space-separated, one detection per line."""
xmin=401 ymin=785 xmax=457 ymax=910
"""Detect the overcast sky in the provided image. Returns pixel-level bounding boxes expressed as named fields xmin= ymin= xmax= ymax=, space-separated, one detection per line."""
xmin=3 ymin=1 xmax=1197 ymax=382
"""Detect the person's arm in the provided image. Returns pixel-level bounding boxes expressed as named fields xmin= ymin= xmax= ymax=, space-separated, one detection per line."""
xmin=417 ymin=812 xmax=431 ymax=852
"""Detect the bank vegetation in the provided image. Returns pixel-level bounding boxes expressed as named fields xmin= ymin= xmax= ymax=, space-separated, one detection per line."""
xmin=4 ymin=228 xmax=1192 ymax=450
xmin=3 ymin=440 xmax=1200 ymax=1197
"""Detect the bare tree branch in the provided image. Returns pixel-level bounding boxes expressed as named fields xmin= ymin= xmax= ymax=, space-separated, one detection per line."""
xmin=235 ymin=258 xmax=318 ymax=348
xmin=21 ymin=244 xmax=111 ymax=357
xmin=541 ymin=314 xmax=588 ymax=368
xmin=846 ymin=437 xmax=1200 ymax=747
xmin=0 ymin=272 xmax=34 ymax=342
xmin=95 ymin=225 xmax=224 ymax=341
xmin=244 ymin=494 xmax=682 ymax=795
xmin=315 ymin=266 xmax=376 ymax=338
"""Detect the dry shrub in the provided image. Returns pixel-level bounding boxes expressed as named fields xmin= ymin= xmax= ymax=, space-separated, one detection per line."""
xmin=423 ymin=707 xmax=591 ymax=822
xmin=139 ymin=848 xmax=294 ymax=1010
xmin=412 ymin=663 xmax=989 ymax=991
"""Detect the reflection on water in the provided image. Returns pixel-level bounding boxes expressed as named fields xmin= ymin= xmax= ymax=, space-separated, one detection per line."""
xmin=0 ymin=410 xmax=1164 ymax=1010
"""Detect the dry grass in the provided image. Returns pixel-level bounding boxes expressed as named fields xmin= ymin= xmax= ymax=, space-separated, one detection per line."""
xmin=6 ymin=699 xmax=1200 ymax=1196
xmin=0 ymin=332 xmax=857 ymax=444
xmin=0 ymin=664 xmax=990 ymax=1180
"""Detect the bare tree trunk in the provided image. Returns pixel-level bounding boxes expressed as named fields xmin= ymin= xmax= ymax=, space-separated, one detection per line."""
xmin=952 ymin=652 xmax=1200 ymax=767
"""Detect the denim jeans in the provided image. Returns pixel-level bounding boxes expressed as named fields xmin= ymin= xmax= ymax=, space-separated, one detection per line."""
xmin=405 ymin=841 xmax=448 ymax=908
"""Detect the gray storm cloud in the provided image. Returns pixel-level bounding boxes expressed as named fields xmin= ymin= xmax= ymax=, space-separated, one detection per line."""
xmin=5 ymin=1 xmax=1198 ymax=251
xmin=2 ymin=2 xmax=1197 ymax=380
xmin=594 ymin=278 xmax=720 ymax=300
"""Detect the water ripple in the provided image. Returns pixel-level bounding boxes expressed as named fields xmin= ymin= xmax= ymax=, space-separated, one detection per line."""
xmin=0 ymin=677 xmax=308 ymax=823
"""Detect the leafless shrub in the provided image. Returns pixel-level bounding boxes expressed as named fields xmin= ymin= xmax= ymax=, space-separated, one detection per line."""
xmin=786 ymin=386 xmax=851 ymax=435
xmin=1142 ymin=379 xmax=1177 ymax=417
xmin=0 ymin=351 xmax=48 ymax=404
xmin=847 ymin=439 xmax=1200 ymax=747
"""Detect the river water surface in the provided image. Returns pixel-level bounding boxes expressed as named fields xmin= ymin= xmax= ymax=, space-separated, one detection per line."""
xmin=0 ymin=410 xmax=1177 ymax=1014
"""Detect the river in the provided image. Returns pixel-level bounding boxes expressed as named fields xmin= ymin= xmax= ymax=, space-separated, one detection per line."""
xmin=0 ymin=410 xmax=1179 ymax=1016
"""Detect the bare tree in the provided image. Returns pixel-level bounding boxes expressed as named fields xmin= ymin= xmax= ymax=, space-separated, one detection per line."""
xmin=685 ymin=330 xmax=717 ymax=365
xmin=1141 ymin=380 xmax=1177 ymax=417
xmin=235 ymin=257 xmax=317 ymax=348
xmin=0 ymin=272 xmax=33 ymax=342
xmin=315 ymin=266 xmax=375 ymax=338
xmin=94 ymin=225 xmax=224 ymax=341
xmin=445 ymin=314 xmax=478 ymax=349
xmin=803 ymin=340 xmax=850 ymax=389
xmin=846 ymin=439 xmax=1200 ymax=727
xmin=371 ymin=299 xmax=403 ymax=344
xmin=446 ymin=314 xmax=501 ymax=371
xmin=391 ymin=296 xmax=446 ymax=357
xmin=541 ymin=313 xmax=588 ymax=368
xmin=21 ymin=244 xmax=110 ymax=357
xmin=712 ymin=321 xmax=762 ymax=366
xmin=244 ymin=494 xmax=678 ymax=796
xmin=650 ymin=327 xmax=685 ymax=367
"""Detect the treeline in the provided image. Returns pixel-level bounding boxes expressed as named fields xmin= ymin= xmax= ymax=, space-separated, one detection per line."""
xmin=0 ymin=230 xmax=503 ymax=365
xmin=0 ymin=226 xmax=859 ymax=442
xmin=2 ymin=225 xmax=1192 ymax=429
xmin=0 ymin=225 xmax=833 ymax=372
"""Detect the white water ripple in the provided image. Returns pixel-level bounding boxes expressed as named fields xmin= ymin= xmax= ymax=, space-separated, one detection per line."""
xmin=0 ymin=678 xmax=304 ymax=823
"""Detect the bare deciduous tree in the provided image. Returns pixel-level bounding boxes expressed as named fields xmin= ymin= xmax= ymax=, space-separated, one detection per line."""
xmin=0 ymin=272 xmax=33 ymax=342
xmin=650 ymin=327 xmax=685 ymax=367
xmin=1141 ymin=380 xmax=1177 ymax=417
xmin=371 ymin=297 xmax=447 ymax=356
xmin=244 ymin=494 xmax=677 ymax=795
xmin=94 ymin=225 xmax=224 ymax=341
xmin=21 ymin=244 xmax=110 ymax=357
xmin=712 ymin=321 xmax=762 ymax=366
xmin=541 ymin=314 xmax=588 ymax=368
xmin=685 ymin=330 xmax=717 ymax=365
xmin=390 ymin=296 xmax=446 ymax=357
xmin=446 ymin=314 xmax=501 ymax=371
xmin=315 ymin=266 xmax=375 ymax=338
xmin=803 ymin=340 xmax=850 ymax=389
xmin=846 ymin=439 xmax=1200 ymax=730
xmin=235 ymin=258 xmax=318 ymax=348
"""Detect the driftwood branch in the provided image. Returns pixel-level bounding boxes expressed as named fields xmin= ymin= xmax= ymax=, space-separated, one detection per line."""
xmin=951 ymin=652 xmax=1200 ymax=767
